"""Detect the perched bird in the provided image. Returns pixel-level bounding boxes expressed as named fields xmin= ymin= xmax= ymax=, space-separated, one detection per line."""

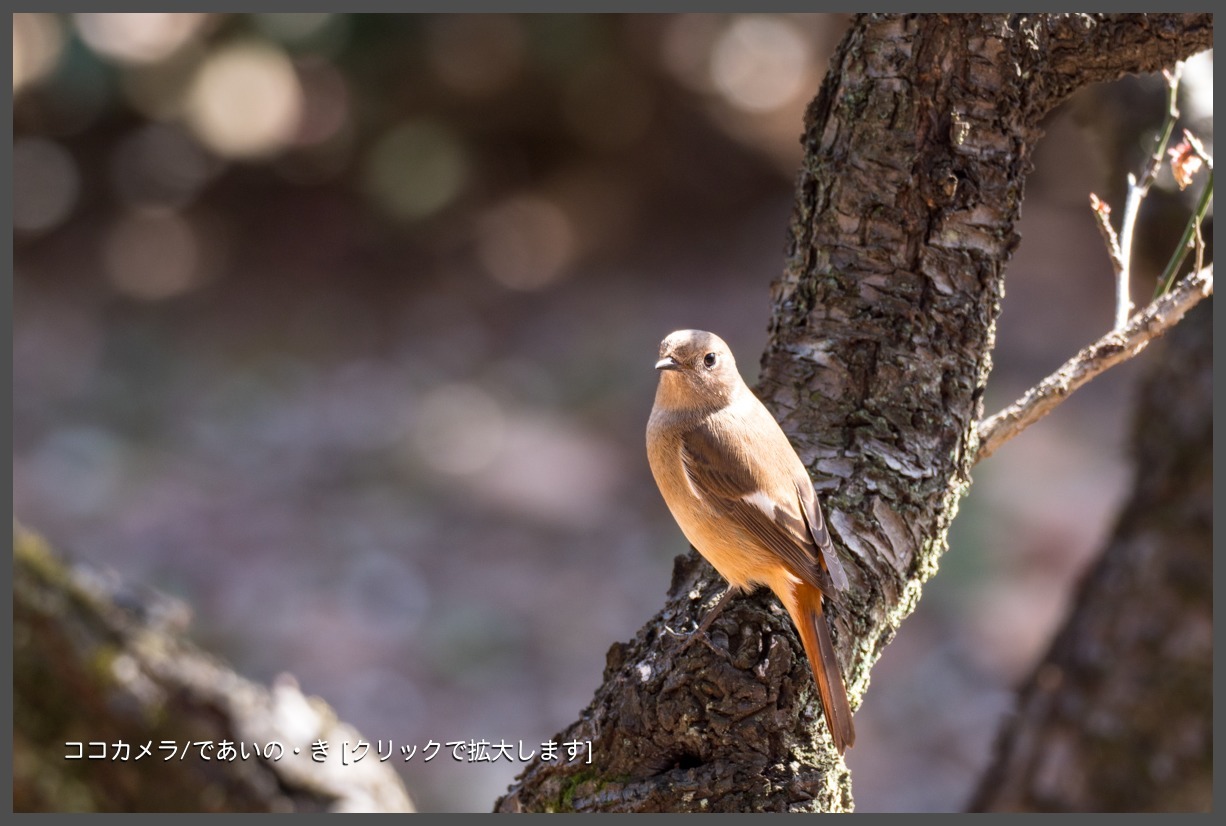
xmin=646 ymin=329 xmax=855 ymax=754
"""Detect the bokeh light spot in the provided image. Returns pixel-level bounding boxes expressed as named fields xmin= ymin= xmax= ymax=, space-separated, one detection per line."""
xmin=362 ymin=120 xmax=468 ymax=221
xmin=710 ymin=15 xmax=812 ymax=112
xmin=292 ymin=58 xmax=349 ymax=147
xmin=476 ymin=195 xmax=576 ymax=291
xmin=104 ymin=208 xmax=203 ymax=301
xmin=74 ymin=13 xmax=209 ymax=66
xmin=13 ymin=137 xmax=80 ymax=234
xmin=410 ymin=383 xmax=506 ymax=476
xmin=184 ymin=41 xmax=304 ymax=159
xmin=13 ymin=12 xmax=65 ymax=94
xmin=110 ymin=123 xmax=216 ymax=209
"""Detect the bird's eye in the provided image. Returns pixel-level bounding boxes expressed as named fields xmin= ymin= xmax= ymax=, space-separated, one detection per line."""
xmin=703 ymin=352 xmax=718 ymax=368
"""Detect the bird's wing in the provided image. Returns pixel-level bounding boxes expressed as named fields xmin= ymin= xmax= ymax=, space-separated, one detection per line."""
xmin=680 ymin=420 xmax=841 ymax=597
xmin=794 ymin=473 xmax=849 ymax=593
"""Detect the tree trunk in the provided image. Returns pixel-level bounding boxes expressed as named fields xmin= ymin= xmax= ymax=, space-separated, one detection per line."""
xmin=970 ymin=297 xmax=1212 ymax=812
xmin=496 ymin=13 xmax=1211 ymax=812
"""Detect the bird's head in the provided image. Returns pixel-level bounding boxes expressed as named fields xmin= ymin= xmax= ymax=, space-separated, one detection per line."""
xmin=653 ymin=329 xmax=743 ymax=412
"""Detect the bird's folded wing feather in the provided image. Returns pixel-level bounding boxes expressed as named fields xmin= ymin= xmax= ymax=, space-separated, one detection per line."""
xmin=680 ymin=420 xmax=843 ymax=597
xmin=795 ymin=476 xmax=849 ymax=592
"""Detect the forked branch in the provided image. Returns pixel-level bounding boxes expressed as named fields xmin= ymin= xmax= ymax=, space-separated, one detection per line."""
xmin=975 ymin=265 xmax=1213 ymax=463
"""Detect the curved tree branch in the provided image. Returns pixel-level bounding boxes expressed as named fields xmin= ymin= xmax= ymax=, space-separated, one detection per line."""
xmin=975 ymin=264 xmax=1212 ymax=462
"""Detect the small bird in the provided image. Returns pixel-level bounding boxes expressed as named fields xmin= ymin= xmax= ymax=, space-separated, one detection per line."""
xmin=646 ymin=329 xmax=855 ymax=754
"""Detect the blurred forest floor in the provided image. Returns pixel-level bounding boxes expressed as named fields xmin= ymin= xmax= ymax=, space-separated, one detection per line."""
xmin=12 ymin=14 xmax=1211 ymax=811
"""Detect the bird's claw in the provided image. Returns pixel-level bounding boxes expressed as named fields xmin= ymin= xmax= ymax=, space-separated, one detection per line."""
xmin=664 ymin=623 xmax=730 ymax=660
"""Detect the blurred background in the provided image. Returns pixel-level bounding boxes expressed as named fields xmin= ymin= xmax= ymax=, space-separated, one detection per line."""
xmin=11 ymin=13 xmax=1213 ymax=812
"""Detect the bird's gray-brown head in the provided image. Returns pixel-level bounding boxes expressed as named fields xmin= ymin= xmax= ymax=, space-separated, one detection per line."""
xmin=652 ymin=329 xmax=744 ymax=413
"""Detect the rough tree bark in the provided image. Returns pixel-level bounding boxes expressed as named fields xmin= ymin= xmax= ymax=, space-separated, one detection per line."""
xmin=495 ymin=13 xmax=1212 ymax=812
xmin=970 ymin=298 xmax=1212 ymax=812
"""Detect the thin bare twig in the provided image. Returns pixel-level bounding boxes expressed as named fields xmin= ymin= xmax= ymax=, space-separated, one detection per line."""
xmin=975 ymin=265 xmax=1213 ymax=464
xmin=1113 ymin=63 xmax=1185 ymax=327
xmin=1089 ymin=194 xmax=1125 ymax=277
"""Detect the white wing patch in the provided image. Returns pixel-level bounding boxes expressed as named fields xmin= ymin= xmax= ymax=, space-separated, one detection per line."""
xmin=742 ymin=489 xmax=777 ymax=518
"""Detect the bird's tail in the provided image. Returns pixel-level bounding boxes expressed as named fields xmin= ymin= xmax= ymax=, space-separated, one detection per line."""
xmin=788 ymin=581 xmax=855 ymax=755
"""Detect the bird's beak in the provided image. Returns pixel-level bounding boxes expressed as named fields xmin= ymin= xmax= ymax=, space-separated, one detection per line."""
xmin=655 ymin=356 xmax=680 ymax=371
